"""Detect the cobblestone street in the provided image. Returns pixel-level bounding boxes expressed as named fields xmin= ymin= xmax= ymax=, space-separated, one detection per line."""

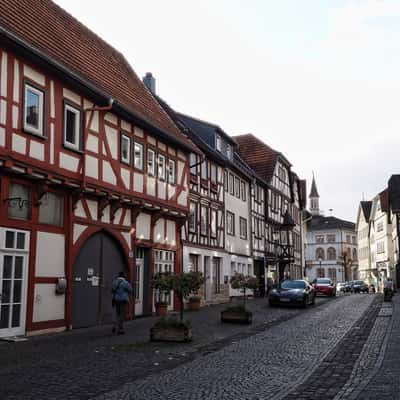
xmin=2 ymin=294 xmax=398 ymax=400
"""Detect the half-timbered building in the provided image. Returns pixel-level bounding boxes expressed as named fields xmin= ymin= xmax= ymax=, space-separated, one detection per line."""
xmin=0 ymin=0 xmax=196 ymax=337
xmin=234 ymin=134 xmax=305 ymax=285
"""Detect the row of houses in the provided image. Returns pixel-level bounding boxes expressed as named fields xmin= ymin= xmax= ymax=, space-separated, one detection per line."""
xmin=356 ymin=175 xmax=400 ymax=289
xmin=0 ymin=0 xmax=306 ymax=338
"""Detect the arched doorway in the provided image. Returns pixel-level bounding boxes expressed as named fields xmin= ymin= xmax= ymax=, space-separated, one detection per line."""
xmin=72 ymin=231 xmax=127 ymax=328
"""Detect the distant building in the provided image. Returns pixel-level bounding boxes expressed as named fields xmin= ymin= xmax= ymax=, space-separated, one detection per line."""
xmin=305 ymin=177 xmax=358 ymax=282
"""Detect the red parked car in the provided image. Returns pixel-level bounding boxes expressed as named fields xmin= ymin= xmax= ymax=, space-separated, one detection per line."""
xmin=313 ymin=278 xmax=336 ymax=297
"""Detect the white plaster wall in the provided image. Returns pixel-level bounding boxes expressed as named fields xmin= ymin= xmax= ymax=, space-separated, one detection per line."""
xmin=12 ymin=105 xmax=18 ymax=129
xmin=73 ymin=223 xmax=87 ymax=244
xmin=86 ymin=134 xmax=99 ymax=153
xmin=85 ymin=155 xmax=99 ymax=179
xmin=121 ymin=120 xmax=131 ymax=132
xmin=101 ymin=205 xmax=110 ymax=224
xmin=166 ymin=220 xmax=176 ymax=246
xmin=133 ymin=173 xmax=144 ymax=193
xmin=0 ymin=52 xmax=7 ymax=98
xmin=23 ymin=65 xmax=45 ymax=86
xmin=0 ymin=99 xmax=6 ymax=125
xmin=13 ymin=60 xmax=19 ymax=103
xmin=136 ymin=213 xmax=151 ymax=240
xmin=154 ymin=218 xmax=164 ymax=243
xmin=146 ymin=176 xmax=156 ymax=196
xmin=12 ymin=133 xmax=26 ymax=154
xmin=158 ymin=181 xmax=166 ymax=200
xmin=105 ymin=125 xmax=118 ymax=159
xmin=74 ymin=200 xmax=86 ymax=219
xmin=0 ymin=127 xmax=4 ymax=147
xmin=102 ymin=160 xmax=116 ymax=185
xmin=35 ymin=232 xmax=65 ymax=277
xmin=86 ymin=199 xmax=98 ymax=220
xmin=225 ymin=169 xmax=251 ymax=256
xmin=60 ymin=152 xmax=79 ymax=172
xmin=123 ymin=209 xmax=131 ymax=227
xmin=104 ymin=112 xmax=117 ymax=125
xmin=177 ymin=190 xmax=187 ymax=206
xmin=121 ymin=167 xmax=130 ymax=189
xmin=33 ymin=284 xmax=65 ymax=322
xmin=29 ymin=140 xmax=45 ymax=161
xmin=63 ymin=88 xmax=81 ymax=105
xmin=90 ymin=111 xmax=99 ymax=133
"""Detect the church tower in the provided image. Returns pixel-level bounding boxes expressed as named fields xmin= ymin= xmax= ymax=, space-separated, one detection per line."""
xmin=309 ymin=175 xmax=320 ymax=215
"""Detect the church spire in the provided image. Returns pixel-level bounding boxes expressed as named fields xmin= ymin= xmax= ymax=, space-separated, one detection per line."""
xmin=309 ymin=174 xmax=320 ymax=215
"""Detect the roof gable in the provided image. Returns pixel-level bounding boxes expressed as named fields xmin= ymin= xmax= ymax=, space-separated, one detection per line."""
xmin=233 ymin=134 xmax=280 ymax=183
xmin=360 ymin=201 xmax=372 ymax=222
xmin=0 ymin=0 xmax=193 ymax=149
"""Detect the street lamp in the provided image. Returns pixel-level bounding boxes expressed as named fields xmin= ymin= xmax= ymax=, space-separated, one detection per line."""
xmin=277 ymin=210 xmax=296 ymax=282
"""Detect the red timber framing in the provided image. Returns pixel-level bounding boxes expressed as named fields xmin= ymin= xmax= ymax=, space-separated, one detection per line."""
xmin=0 ymin=46 xmax=192 ymax=333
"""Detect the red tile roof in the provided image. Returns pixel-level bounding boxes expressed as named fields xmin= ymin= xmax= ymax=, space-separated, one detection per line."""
xmin=0 ymin=0 xmax=193 ymax=149
xmin=233 ymin=134 xmax=280 ymax=183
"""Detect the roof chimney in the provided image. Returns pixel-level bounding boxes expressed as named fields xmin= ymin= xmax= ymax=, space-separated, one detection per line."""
xmin=143 ymin=72 xmax=156 ymax=94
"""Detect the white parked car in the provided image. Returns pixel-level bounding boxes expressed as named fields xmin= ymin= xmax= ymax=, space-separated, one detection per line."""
xmin=336 ymin=282 xmax=346 ymax=293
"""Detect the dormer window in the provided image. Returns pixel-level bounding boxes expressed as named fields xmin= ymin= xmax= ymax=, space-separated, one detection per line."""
xmin=216 ymin=135 xmax=222 ymax=152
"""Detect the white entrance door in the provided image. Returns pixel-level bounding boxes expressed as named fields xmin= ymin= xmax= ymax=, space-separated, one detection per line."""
xmin=134 ymin=248 xmax=144 ymax=316
xmin=0 ymin=229 xmax=30 ymax=338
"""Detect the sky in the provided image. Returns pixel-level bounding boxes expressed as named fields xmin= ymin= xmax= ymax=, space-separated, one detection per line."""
xmin=54 ymin=0 xmax=400 ymax=222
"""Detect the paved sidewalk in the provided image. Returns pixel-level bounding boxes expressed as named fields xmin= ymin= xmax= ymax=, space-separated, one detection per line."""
xmin=0 ymin=296 xmax=331 ymax=400
xmin=355 ymin=294 xmax=400 ymax=399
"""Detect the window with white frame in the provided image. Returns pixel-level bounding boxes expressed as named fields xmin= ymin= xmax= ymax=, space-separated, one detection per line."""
xmin=63 ymin=103 xmax=81 ymax=150
xmin=226 ymin=211 xmax=235 ymax=235
xmin=200 ymin=206 xmax=208 ymax=236
xmin=24 ymin=83 xmax=44 ymax=136
xmin=235 ymin=177 xmax=240 ymax=198
xmin=211 ymin=209 xmax=217 ymax=238
xmin=229 ymin=173 xmax=234 ymax=195
xmin=168 ymin=159 xmax=176 ymax=184
xmin=224 ymin=171 xmax=228 ymax=192
xmin=241 ymin=181 xmax=246 ymax=201
xmin=239 ymin=217 xmax=247 ymax=240
xmin=190 ymin=153 xmax=197 ymax=175
xmin=147 ymin=148 xmax=155 ymax=176
xmin=226 ymin=143 xmax=232 ymax=160
xmin=120 ymin=134 xmax=131 ymax=164
xmin=201 ymin=159 xmax=208 ymax=180
xmin=377 ymin=222 xmax=384 ymax=232
xmin=134 ymin=142 xmax=143 ymax=170
xmin=158 ymin=154 xmax=166 ymax=180
xmin=189 ymin=202 xmax=196 ymax=233
xmin=211 ymin=164 xmax=217 ymax=184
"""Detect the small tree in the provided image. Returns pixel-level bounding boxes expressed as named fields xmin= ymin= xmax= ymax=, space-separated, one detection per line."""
xmin=151 ymin=271 xmax=204 ymax=323
xmin=230 ymin=273 xmax=258 ymax=308
xmin=151 ymin=272 xmax=173 ymax=305
xmin=172 ymin=271 xmax=204 ymax=323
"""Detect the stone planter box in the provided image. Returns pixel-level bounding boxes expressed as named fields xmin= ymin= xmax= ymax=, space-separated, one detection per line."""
xmin=221 ymin=310 xmax=252 ymax=324
xmin=188 ymin=298 xmax=201 ymax=311
xmin=155 ymin=303 xmax=168 ymax=316
xmin=150 ymin=325 xmax=192 ymax=342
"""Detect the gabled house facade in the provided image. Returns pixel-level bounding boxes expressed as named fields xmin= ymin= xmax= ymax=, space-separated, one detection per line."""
xmin=0 ymin=0 xmax=195 ymax=337
xmin=234 ymin=134 xmax=306 ymax=288
xmin=172 ymin=113 xmax=253 ymax=303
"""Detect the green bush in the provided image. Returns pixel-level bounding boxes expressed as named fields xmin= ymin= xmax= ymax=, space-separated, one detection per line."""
xmin=154 ymin=316 xmax=191 ymax=329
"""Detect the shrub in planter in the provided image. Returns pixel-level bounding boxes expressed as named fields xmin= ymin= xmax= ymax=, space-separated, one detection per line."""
xmin=150 ymin=316 xmax=192 ymax=342
xmin=221 ymin=273 xmax=258 ymax=324
xmin=151 ymin=272 xmax=174 ymax=316
xmin=221 ymin=305 xmax=253 ymax=324
xmin=188 ymin=295 xmax=201 ymax=311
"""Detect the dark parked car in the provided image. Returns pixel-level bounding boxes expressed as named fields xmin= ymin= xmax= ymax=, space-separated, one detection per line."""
xmin=269 ymin=280 xmax=316 ymax=308
xmin=352 ymin=280 xmax=368 ymax=293
xmin=343 ymin=281 xmax=354 ymax=293
xmin=312 ymin=278 xmax=336 ymax=297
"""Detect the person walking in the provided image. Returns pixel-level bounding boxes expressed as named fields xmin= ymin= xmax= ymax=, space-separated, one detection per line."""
xmin=111 ymin=271 xmax=132 ymax=334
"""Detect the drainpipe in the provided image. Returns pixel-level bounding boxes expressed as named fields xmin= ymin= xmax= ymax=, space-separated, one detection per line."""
xmin=82 ymin=98 xmax=114 ymax=188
